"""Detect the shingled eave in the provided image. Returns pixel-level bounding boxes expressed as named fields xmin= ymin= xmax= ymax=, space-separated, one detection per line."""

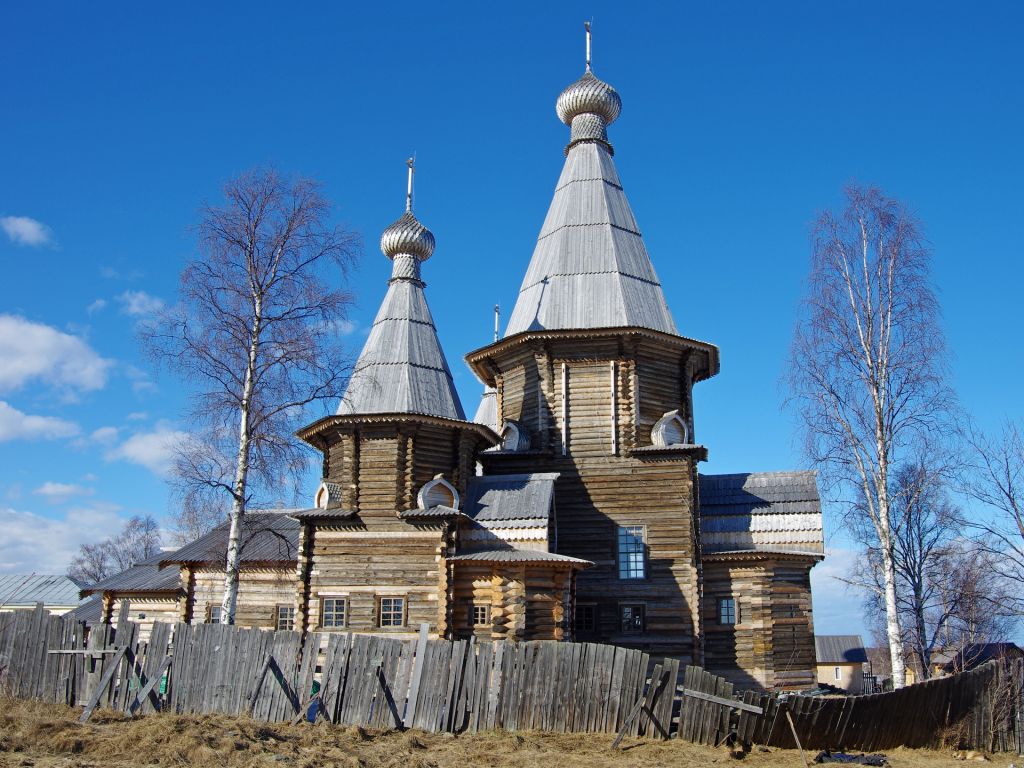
xmin=701 ymin=550 xmax=825 ymax=563
xmin=296 ymin=412 xmax=499 ymax=448
xmin=465 ymin=326 xmax=720 ymax=386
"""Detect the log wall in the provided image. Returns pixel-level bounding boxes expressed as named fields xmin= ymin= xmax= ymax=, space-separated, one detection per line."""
xmin=187 ymin=566 xmax=294 ymax=630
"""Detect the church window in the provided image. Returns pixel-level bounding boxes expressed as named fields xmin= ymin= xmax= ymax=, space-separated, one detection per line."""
xmin=321 ymin=598 xmax=347 ymax=628
xmin=718 ymin=597 xmax=737 ymax=625
xmin=417 ymin=475 xmax=460 ymax=510
xmin=617 ymin=525 xmax=646 ymax=579
xmin=574 ymin=603 xmax=597 ymax=633
xmin=619 ymin=604 xmax=645 ymax=633
xmin=470 ymin=603 xmax=491 ymax=627
xmin=276 ymin=604 xmax=295 ymax=631
xmin=379 ymin=596 xmax=406 ymax=627
xmin=207 ymin=605 xmax=223 ymax=624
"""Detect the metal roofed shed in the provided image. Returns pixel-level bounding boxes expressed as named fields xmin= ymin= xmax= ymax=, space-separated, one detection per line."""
xmin=815 ymin=635 xmax=869 ymax=664
xmin=160 ymin=511 xmax=300 ymax=566
xmin=699 ymin=471 xmax=824 ymax=556
xmin=0 ymin=574 xmax=85 ymax=613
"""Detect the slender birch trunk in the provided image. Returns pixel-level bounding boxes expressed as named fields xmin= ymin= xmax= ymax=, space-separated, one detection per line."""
xmin=221 ymin=308 xmax=261 ymax=624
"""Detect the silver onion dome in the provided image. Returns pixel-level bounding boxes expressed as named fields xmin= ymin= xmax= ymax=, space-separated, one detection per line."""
xmin=380 ymin=211 xmax=435 ymax=261
xmin=556 ymin=71 xmax=621 ymax=126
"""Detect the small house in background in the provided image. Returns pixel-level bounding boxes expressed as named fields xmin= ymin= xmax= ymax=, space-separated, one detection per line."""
xmin=0 ymin=574 xmax=85 ymax=615
xmin=933 ymin=643 xmax=1024 ymax=675
xmin=816 ymin=635 xmax=869 ymax=694
xmin=77 ymin=553 xmax=182 ymax=641
xmin=158 ymin=511 xmax=299 ymax=630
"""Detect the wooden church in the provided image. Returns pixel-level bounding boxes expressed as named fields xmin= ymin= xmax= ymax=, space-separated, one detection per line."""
xmin=287 ymin=38 xmax=825 ymax=692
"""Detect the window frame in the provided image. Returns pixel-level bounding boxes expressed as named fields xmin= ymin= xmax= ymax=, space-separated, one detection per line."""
xmin=320 ymin=597 xmax=348 ymax=629
xmin=207 ymin=604 xmax=223 ymax=624
xmin=574 ymin=603 xmax=598 ymax=634
xmin=619 ymin=603 xmax=646 ymax=634
xmin=718 ymin=597 xmax=737 ymax=625
xmin=835 ymin=666 xmax=842 ymax=681
xmin=617 ymin=524 xmax=647 ymax=580
xmin=378 ymin=596 xmax=406 ymax=628
xmin=275 ymin=604 xmax=296 ymax=631
xmin=470 ymin=602 xmax=491 ymax=628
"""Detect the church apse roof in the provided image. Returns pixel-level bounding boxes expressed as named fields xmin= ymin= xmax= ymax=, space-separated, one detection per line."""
xmin=699 ymin=471 xmax=824 ymax=557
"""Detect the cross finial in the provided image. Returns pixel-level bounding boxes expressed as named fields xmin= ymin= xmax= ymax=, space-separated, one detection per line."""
xmin=405 ymin=156 xmax=415 ymax=213
xmin=584 ymin=20 xmax=592 ymax=72
xmin=493 ymin=304 xmax=500 ymax=342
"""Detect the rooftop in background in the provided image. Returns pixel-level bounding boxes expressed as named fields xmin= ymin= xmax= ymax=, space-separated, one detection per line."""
xmin=815 ymin=635 xmax=869 ymax=664
xmin=0 ymin=574 xmax=85 ymax=609
xmin=80 ymin=552 xmax=181 ymax=596
xmin=699 ymin=471 xmax=824 ymax=556
xmin=160 ymin=511 xmax=300 ymax=567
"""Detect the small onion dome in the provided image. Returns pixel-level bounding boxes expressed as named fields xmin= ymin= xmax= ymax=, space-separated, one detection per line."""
xmin=380 ymin=211 xmax=435 ymax=261
xmin=556 ymin=71 xmax=621 ymax=126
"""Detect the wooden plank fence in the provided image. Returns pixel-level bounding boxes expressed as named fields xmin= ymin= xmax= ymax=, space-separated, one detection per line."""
xmin=2 ymin=605 xmax=1022 ymax=754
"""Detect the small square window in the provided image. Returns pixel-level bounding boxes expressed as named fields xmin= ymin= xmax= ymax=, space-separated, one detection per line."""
xmin=276 ymin=604 xmax=295 ymax=631
xmin=618 ymin=525 xmax=646 ymax=580
xmin=321 ymin=598 xmax=347 ymax=628
xmin=575 ymin=604 xmax=597 ymax=633
xmin=208 ymin=605 xmax=223 ymax=624
xmin=379 ymin=597 xmax=405 ymax=628
xmin=718 ymin=598 xmax=736 ymax=625
xmin=470 ymin=603 xmax=491 ymax=627
xmin=620 ymin=604 xmax=645 ymax=634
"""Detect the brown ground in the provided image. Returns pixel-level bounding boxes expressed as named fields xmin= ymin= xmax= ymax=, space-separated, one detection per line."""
xmin=0 ymin=698 xmax=1008 ymax=768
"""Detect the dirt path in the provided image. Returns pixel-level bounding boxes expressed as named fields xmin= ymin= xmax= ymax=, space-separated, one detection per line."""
xmin=0 ymin=698 xmax=1005 ymax=768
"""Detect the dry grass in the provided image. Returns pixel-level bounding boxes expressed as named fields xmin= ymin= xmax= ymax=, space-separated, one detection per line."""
xmin=0 ymin=697 xmax=1001 ymax=768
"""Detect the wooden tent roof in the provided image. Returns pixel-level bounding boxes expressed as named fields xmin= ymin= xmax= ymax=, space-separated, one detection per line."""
xmin=503 ymin=121 xmax=677 ymax=336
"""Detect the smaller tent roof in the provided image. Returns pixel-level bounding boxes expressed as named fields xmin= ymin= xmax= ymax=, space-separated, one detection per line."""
xmin=0 ymin=574 xmax=84 ymax=607
xmin=815 ymin=635 xmax=868 ymax=664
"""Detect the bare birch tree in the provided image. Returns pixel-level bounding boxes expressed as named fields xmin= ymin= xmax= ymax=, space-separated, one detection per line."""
xmin=67 ymin=514 xmax=161 ymax=584
xmin=788 ymin=185 xmax=953 ymax=687
xmin=142 ymin=168 xmax=358 ymax=623
xmin=960 ymin=419 xmax=1024 ymax=615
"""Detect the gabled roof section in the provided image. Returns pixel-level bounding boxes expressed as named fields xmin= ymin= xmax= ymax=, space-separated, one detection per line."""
xmin=503 ymin=141 xmax=677 ymax=336
xmin=160 ymin=511 xmax=299 ymax=566
xmin=699 ymin=471 xmax=824 ymax=556
xmin=815 ymin=635 xmax=868 ymax=664
xmin=473 ymin=386 xmax=498 ymax=433
xmin=0 ymin=574 xmax=84 ymax=607
xmin=81 ymin=554 xmax=181 ymax=596
xmin=463 ymin=473 xmax=559 ymax=529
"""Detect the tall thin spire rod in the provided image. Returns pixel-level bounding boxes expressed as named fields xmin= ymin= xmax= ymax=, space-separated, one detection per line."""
xmin=493 ymin=304 xmax=500 ymax=342
xmin=405 ymin=156 xmax=415 ymax=212
xmin=585 ymin=20 xmax=592 ymax=72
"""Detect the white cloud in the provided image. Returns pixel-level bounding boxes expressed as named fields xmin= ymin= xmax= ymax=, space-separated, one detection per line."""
xmin=123 ymin=364 xmax=158 ymax=395
xmin=325 ymin=319 xmax=357 ymax=336
xmin=0 ymin=401 xmax=79 ymax=442
xmin=105 ymin=423 xmax=189 ymax=477
xmin=126 ymin=412 xmax=148 ymax=421
xmin=33 ymin=482 xmax=94 ymax=504
xmin=118 ymin=290 xmax=164 ymax=317
xmin=0 ymin=504 xmax=124 ymax=574
xmin=811 ymin=545 xmax=871 ymax=637
xmin=0 ymin=315 xmax=112 ymax=394
xmin=0 ymin=216 xmax=52 ymax=247
xmin=86 ymin=299 xmax=107 ymax=315
xmin=90 ymin=426 xmax=119 ymax=445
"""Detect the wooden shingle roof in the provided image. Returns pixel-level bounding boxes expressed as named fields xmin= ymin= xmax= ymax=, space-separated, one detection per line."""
xmin=699 ymin=471 xmax=824 ymax=556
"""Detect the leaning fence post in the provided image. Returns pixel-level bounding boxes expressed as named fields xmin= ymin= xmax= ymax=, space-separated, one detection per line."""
xmin=404 ymin=623 xmax=430 ymax=728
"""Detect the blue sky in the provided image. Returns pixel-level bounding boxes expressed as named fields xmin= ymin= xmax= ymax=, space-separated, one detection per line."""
xmin=1 ymin=2 xmax=1021 ymax=638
